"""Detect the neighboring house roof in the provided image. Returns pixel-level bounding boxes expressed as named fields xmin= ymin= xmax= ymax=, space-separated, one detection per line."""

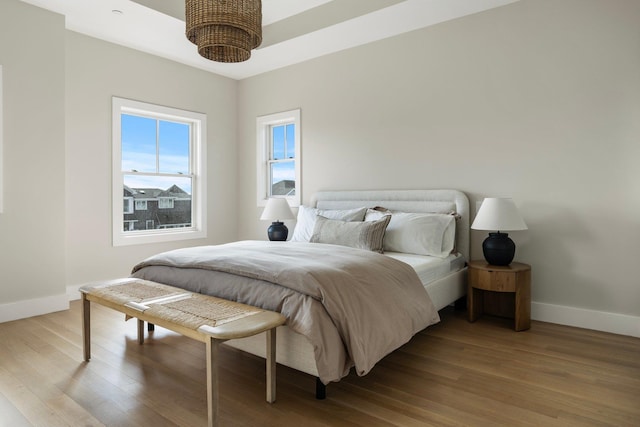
xmin=123 ymin=185 xmax=190 ymax=199
xmin=272 ymin=180 xmax=295 ymax=194
xmin=158 ymin=185 xmax=189 ymax=198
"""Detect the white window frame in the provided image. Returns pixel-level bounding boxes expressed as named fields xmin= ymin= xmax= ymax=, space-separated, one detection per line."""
xmin=112 ymin=97 xmax=207 ymax=246
xmin=256 ymin=109 xmax=301 ymax=207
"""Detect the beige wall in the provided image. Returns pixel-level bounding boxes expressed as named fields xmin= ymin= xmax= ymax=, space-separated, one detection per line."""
xmin=0 ymin=0 xmax=238 ymax=319
xmin=1 ymin=0 xmax=638 ymax=335
xmin=65 ymin=31 xmax=238 ymax=287
xmin=0 ymin=1 xmax=67 ymax=310
xmin=237 ymin=0 xmax=640 ymax=323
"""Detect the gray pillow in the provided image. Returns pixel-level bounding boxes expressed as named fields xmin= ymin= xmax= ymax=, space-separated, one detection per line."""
xmin=310 ymin=215 xmax=391 ymax=253
xmin=290 ymin=206 xmax=367 ymax=242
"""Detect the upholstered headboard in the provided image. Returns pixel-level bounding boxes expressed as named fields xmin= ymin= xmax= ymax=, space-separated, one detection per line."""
xmin=311 ymin=189 xmax=470 ymax=261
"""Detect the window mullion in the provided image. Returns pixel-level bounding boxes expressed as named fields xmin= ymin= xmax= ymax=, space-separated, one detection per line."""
xmin=189 ymin=123 xmax=194 ymax=175
xmin=156 ymin=119 xmax=160 ymax=173
xmin=267 ymin=158 xmax=273 ymax=197
xmin=283 ymin=125 xmax=288 ymax=159
xmin=269 ymin=125 xmax=275 ymax=160
xmin=124 ymin=171 xmax=192 ymax=179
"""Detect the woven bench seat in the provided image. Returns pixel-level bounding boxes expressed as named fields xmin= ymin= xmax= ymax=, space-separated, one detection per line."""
xmin=80 ymin=278 xmax=286 ymax=427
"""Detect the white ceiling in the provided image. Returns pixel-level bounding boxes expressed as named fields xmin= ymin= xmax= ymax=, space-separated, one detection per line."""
xmin=19 ymin=0 xmax=519 ymax=80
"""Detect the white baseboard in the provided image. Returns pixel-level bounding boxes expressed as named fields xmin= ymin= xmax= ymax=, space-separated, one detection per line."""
xmin=0 ymin=293 xmax=69 ymax=323
xmin=532 ymin=302 xmax=640 ymax=338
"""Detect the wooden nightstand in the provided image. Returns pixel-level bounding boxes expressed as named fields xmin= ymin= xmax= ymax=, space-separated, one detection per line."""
xmin=467 ymin=260 xmax=531 ymax=331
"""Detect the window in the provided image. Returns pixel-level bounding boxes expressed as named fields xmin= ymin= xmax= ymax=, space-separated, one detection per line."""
xmin=112 ymin=97 xmax=207 ymax=246
xmin=257 ymin=109 xmax=301 ymax=206
xmin=158 ymin=198 xmax=174 ymax=209
xmin=124 ymin=197 xmax=134 ymax=214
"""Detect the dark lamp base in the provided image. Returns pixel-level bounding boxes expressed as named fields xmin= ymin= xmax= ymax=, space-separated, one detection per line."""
xmin=482 ymin=232 xmax=516 ymax=266
xmin=267 ymin=221 xmax=288 ymax=241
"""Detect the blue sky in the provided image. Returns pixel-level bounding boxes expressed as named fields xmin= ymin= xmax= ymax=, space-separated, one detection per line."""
xmin=120 ymin=116 xmax=297 ymax=194
xmin=121 ymin=114 xmax=192 ymax=194
xmin=271 ymin=123 xmax=295 ymax=184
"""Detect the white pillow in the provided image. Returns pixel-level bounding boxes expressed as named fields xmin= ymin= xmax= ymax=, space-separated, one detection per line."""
xmin=365 ymin=209 xmax=456 ymax=258
xmin=310 ymin=215 xmax=391 ymax=253
xmin=291 ymin=206 xmax=367 ymax=242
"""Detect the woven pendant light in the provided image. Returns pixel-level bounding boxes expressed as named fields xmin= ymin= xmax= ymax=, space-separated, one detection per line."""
xmin=186 ymin=0 xmax=262 ymax=63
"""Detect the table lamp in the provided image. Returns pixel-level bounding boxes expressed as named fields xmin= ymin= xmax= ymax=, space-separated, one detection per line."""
xmin=471 ymin=197 xmax=527 ymax=266
xmin=260 ymin=198 xmax=295 ymax=241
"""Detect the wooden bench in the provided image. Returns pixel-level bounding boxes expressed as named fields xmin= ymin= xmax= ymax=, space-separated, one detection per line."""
xmin=80 ymin=278 xmax=286 ymax=427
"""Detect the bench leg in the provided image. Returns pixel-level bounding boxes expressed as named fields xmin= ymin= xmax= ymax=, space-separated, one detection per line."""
xmin=82 ymin=293 xmax=91 ymax=361
xmin=206 ymin=337 xmax=220 ymax=427
xmin=137 ymin=319 xmax=144 ymax=344
xmin=266 ymin=328 xmax=276 ymax=403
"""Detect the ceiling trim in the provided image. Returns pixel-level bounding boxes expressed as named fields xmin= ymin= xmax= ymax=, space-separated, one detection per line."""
xmin=19 ymin=0 xmax=520 ymax=80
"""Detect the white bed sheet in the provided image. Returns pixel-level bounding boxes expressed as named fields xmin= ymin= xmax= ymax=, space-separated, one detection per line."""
xmin=385 ymin=252 xmax=466 ymax=285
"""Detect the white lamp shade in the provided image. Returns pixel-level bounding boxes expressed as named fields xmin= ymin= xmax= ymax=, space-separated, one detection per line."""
xmin=471 ymin=198 xmax=528 ymax=231
xmin=260 ymin=198 xmax=295 ymax=221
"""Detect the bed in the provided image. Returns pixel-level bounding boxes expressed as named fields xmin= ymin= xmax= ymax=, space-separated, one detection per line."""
xmin=131 ymin=189 xmax=469 ymax=397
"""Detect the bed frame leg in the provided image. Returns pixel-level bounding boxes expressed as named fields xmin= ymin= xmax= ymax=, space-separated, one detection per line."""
xmin=454 ymin=296 xmax=467 ymax=311
xmin=315 ymin=378 xmax=326 ymax=400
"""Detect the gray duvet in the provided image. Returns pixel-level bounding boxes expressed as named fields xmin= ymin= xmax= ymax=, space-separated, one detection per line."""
xmin=131 ymin=240 xmax=440 ymax=383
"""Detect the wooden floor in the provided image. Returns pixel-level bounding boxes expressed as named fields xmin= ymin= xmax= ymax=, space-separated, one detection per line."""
xmin=1 ymin=302 xmax=638 ymax=427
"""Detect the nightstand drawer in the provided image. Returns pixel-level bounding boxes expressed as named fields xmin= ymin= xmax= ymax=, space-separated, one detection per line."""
xmin=470 ymin=268 xmax=517 ymax=292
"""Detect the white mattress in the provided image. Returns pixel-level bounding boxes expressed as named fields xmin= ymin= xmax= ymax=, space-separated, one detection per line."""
xmin=385 ymin=252 xmax=466 ymax=286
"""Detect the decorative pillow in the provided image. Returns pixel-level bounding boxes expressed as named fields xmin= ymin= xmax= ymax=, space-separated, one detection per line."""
xmin=310 ymin=215 xmax=391 ymax=253
xmin=365 ymin=209 xmax=456 ymax=258
xmin=291 ymin=206 xmax=367 ymax=242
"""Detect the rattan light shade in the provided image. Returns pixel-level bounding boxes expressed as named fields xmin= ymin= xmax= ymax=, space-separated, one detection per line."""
xmin=186 ymin=0 xmax=262 ymax=63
